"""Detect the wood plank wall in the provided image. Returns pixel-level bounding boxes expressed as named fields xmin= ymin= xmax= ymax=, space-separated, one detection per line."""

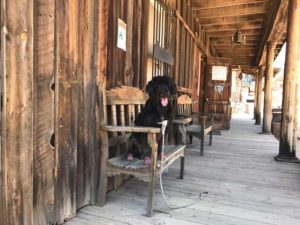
xmin=0 ymin=1 xmax=34 ymax=225
xmin=0 ymin=0 xmax=109 ymax=224
xmin=175 ymin=0 xmax=198 ymax=95
xmin=0 ymin=0 xmax=206 ymax=224
xmin=33 ymin=0 xmax=55 ymax=224
xmin=106 ymin=0 xmax=150 ymax=89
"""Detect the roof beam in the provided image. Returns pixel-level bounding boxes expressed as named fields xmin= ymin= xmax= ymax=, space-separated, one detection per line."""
xmin=203 ymin=21 xmax=264 ymax=32
xmin=211 ymin=40 xmax=258 ymax=45
xmin=191 ymin=0 xmax=264 ymax=10
xmin=210 ymin=35 xmax=260 ymax=41
xmin=207 ymin=29 xmax=261 ymax=37
xmin=194 ymin=3 xmax=267 ymax=19
xmin=196 ymin=14 xmax=265 ymax=26
xmin=256 ymin=0 xmax=288 ymax=65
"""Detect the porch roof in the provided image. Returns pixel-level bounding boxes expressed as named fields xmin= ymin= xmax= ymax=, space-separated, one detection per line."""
xmin=191 ymin=0 xmax=288 ymax=72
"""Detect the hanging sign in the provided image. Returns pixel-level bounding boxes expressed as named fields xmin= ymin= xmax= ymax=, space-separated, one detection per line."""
xmin=117 ymin=18 xmax=127 ymax=51
xmin=212 ymin=65 xmax=227 ymax=81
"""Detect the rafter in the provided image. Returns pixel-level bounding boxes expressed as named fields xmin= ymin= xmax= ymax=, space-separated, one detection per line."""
xmin=191 ymin=0 xmax=264 ymax=10
xmin=203 ymin=21 xmax=264 ymax=32
xmin=194 ymin=2 xmax=267 ymax=19
xmin=207 ymin=29 xmax=261 ymax=37
xmin=196 ymin=14 xmax=265 ymax=26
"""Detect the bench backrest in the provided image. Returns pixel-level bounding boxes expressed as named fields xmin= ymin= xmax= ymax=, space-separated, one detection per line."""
xmin=176 ymin=94 xmax=193 ymax=118
xmin=105 ymin=86 xmax=148 ymax=148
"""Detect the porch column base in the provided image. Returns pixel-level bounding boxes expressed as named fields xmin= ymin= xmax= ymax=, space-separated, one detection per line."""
xmin=274 ymin=155 xmax=300 ymax=163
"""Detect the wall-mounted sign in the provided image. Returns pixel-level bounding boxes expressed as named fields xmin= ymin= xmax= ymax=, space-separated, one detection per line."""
xmin=212 ymin=65 xmax=227 ymax=81
xmin=117 ymin=18 xmax=126 ymax=51
xmin=215 ymin=84 xmax=224 ymax=94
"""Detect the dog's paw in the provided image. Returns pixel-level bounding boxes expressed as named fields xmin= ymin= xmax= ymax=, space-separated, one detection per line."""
xmin=144 ymin=156 xmax=152 ymax=165
xmin=127 ymin=153 xmax=134 ymax=161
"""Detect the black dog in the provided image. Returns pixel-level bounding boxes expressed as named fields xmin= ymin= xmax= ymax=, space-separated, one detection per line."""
xmin=127 ymin=76 xmax=177 ymax=164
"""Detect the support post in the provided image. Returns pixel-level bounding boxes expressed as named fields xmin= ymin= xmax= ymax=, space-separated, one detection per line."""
xmin=255 ymin=66 xmax=264 ymax=125
xmin=275 ymin=0 xmax=300 ymax=162
xmin=254 ymin=72 xmax=258 ymax=120
xmin=262 ymin=41 xmax=276 ymax=133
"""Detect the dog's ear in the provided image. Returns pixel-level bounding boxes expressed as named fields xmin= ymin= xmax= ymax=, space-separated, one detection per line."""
xmin=146 ymin=80 xmax=156 ymax=97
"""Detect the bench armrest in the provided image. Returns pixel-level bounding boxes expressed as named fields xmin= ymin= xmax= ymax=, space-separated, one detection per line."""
xmin=173 ymin=118 xmax=193 ymax=125
xmin=101 ymin=125 xmax=161 ymax=133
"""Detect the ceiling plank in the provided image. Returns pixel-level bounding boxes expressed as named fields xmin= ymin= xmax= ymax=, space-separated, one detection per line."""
xmin=211 ymin=40 xmax=258 ymax=45
xmin=194 ymin=3 xmax=267 ymax=19
xmin=196 ymin=14 xmax=265 ymax=26
xmin=210 ymin=35 xmax=260 ymax=41
xmin=191 ymin=0 xmax=264 ymax=10
xmin=207 ymin=29 xmax=261 ymax=37
xmin=203 ymin=21 xmax=264 ymax=32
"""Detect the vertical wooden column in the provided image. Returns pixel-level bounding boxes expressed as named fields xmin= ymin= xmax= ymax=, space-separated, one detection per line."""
xmin=253 ymin=72 xmax=258 ymax=120
xmin=33 ymin=0 xmax=55 ymax=224
xmin=262 ymin=41 xmax=276 ymax=133
xmin=54 ymin=0 xmax=78 ymax=223
xmin=0 ymin=0 xmax=34 ymax=224
xmin=93 ymin=0 xmax=109 ymax=205
xmin=255 ymin=66 xmax=264 ymax=125
xmin=276 ymin=0 xmax=300 ymax=162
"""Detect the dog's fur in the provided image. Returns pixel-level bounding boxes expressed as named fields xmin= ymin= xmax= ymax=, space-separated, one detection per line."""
xmin=128 ymin=76 xmax=177 ymax=159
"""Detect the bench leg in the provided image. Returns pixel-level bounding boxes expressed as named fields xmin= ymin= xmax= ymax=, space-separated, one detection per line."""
xmin=189 ymin=135 xmax=193 ymax=144
xmin=147 ymin=133 xmax=157 ymax=217
xmin=200 ymin=136 xmax=204 ymax=156
xmin=180 ymin=156 xmax=184 ymax=179
xmin=200 ymin=118 xmax=205 ymax=156
xmin=209 ymin=131 xmax=213 ymax=146
xmin=147 ymin=173 xmax=156 ymax=217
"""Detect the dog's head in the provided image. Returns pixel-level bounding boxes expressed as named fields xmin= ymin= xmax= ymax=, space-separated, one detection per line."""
xmin=146 ymin=76 xmax=177 ymax=107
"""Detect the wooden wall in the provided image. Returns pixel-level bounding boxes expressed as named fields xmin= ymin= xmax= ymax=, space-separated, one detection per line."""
xmin=33 ymin=0 xmax=55 ymax=224
xmin=174 ymin=0 xmax=208 ymax=113
xmin=0 ymin=0 xmax=109 ymax=224
xmin=0 ymin=0 xmax=207 ymax=224
xmin=106 ymin=0 xmax=150 ymax=89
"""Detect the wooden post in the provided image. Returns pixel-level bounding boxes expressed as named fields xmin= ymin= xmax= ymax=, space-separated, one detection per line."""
xmin=33 ymin=0 xmax=55 ymax=224
xmin=255 ymin=66 xmax=264 ymax=125
xmin=262 ymin=41 xmax=276 ymax=133
xmin=275 ymin=0 xmax=300 ymax=162
xmin=253 ymin=73 xmax=258 ymax=120
xmin=92 ymin=0 xmax=108 ymax=205
xmin=124 ymin=0 xmax=133 ymax=86
xmin=54 ymin=0 xmax=78 ymax=223
xmin=0 ymin=0 xmax=34 ymax=224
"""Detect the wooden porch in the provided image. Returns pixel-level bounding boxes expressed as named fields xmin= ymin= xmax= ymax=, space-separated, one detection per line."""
xmin=65 ymin=114 xmax=300 ymax=225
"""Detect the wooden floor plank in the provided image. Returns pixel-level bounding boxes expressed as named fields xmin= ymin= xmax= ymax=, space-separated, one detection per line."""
xmin=65 ymin=114 xmax=300 ymax=225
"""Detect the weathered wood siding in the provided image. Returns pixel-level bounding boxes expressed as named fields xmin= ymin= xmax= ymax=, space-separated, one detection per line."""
xmin=0 ymin=0 xmax=109 ymax=224
xmin=0 ymin=0 xmax=207 ymax=224
xmin=33 ymin=0 xmax=55 ymax=224
xmin=0 ymin=1 xmax=34 ymax=225
xmin=106 ymin=0 xmax=150 ymax=89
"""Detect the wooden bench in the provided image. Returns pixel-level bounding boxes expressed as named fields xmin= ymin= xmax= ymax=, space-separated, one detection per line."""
xmin=98 ymin=85 xmax=185 ymax=217
xmin=175 ymin=94 xmax=213 ymax=156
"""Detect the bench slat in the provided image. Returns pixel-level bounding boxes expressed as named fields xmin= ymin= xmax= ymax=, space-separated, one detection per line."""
xmin=107 ymin=145 xmax=184 ymax=170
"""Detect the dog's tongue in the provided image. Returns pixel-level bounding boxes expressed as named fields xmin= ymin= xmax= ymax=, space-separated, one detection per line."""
xmin=161 ymin=97 xmax=168 ymax=106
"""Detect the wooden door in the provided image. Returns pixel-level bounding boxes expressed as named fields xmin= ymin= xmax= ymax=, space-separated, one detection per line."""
xmin=204 ymin=57 xmax=232 ymax=130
